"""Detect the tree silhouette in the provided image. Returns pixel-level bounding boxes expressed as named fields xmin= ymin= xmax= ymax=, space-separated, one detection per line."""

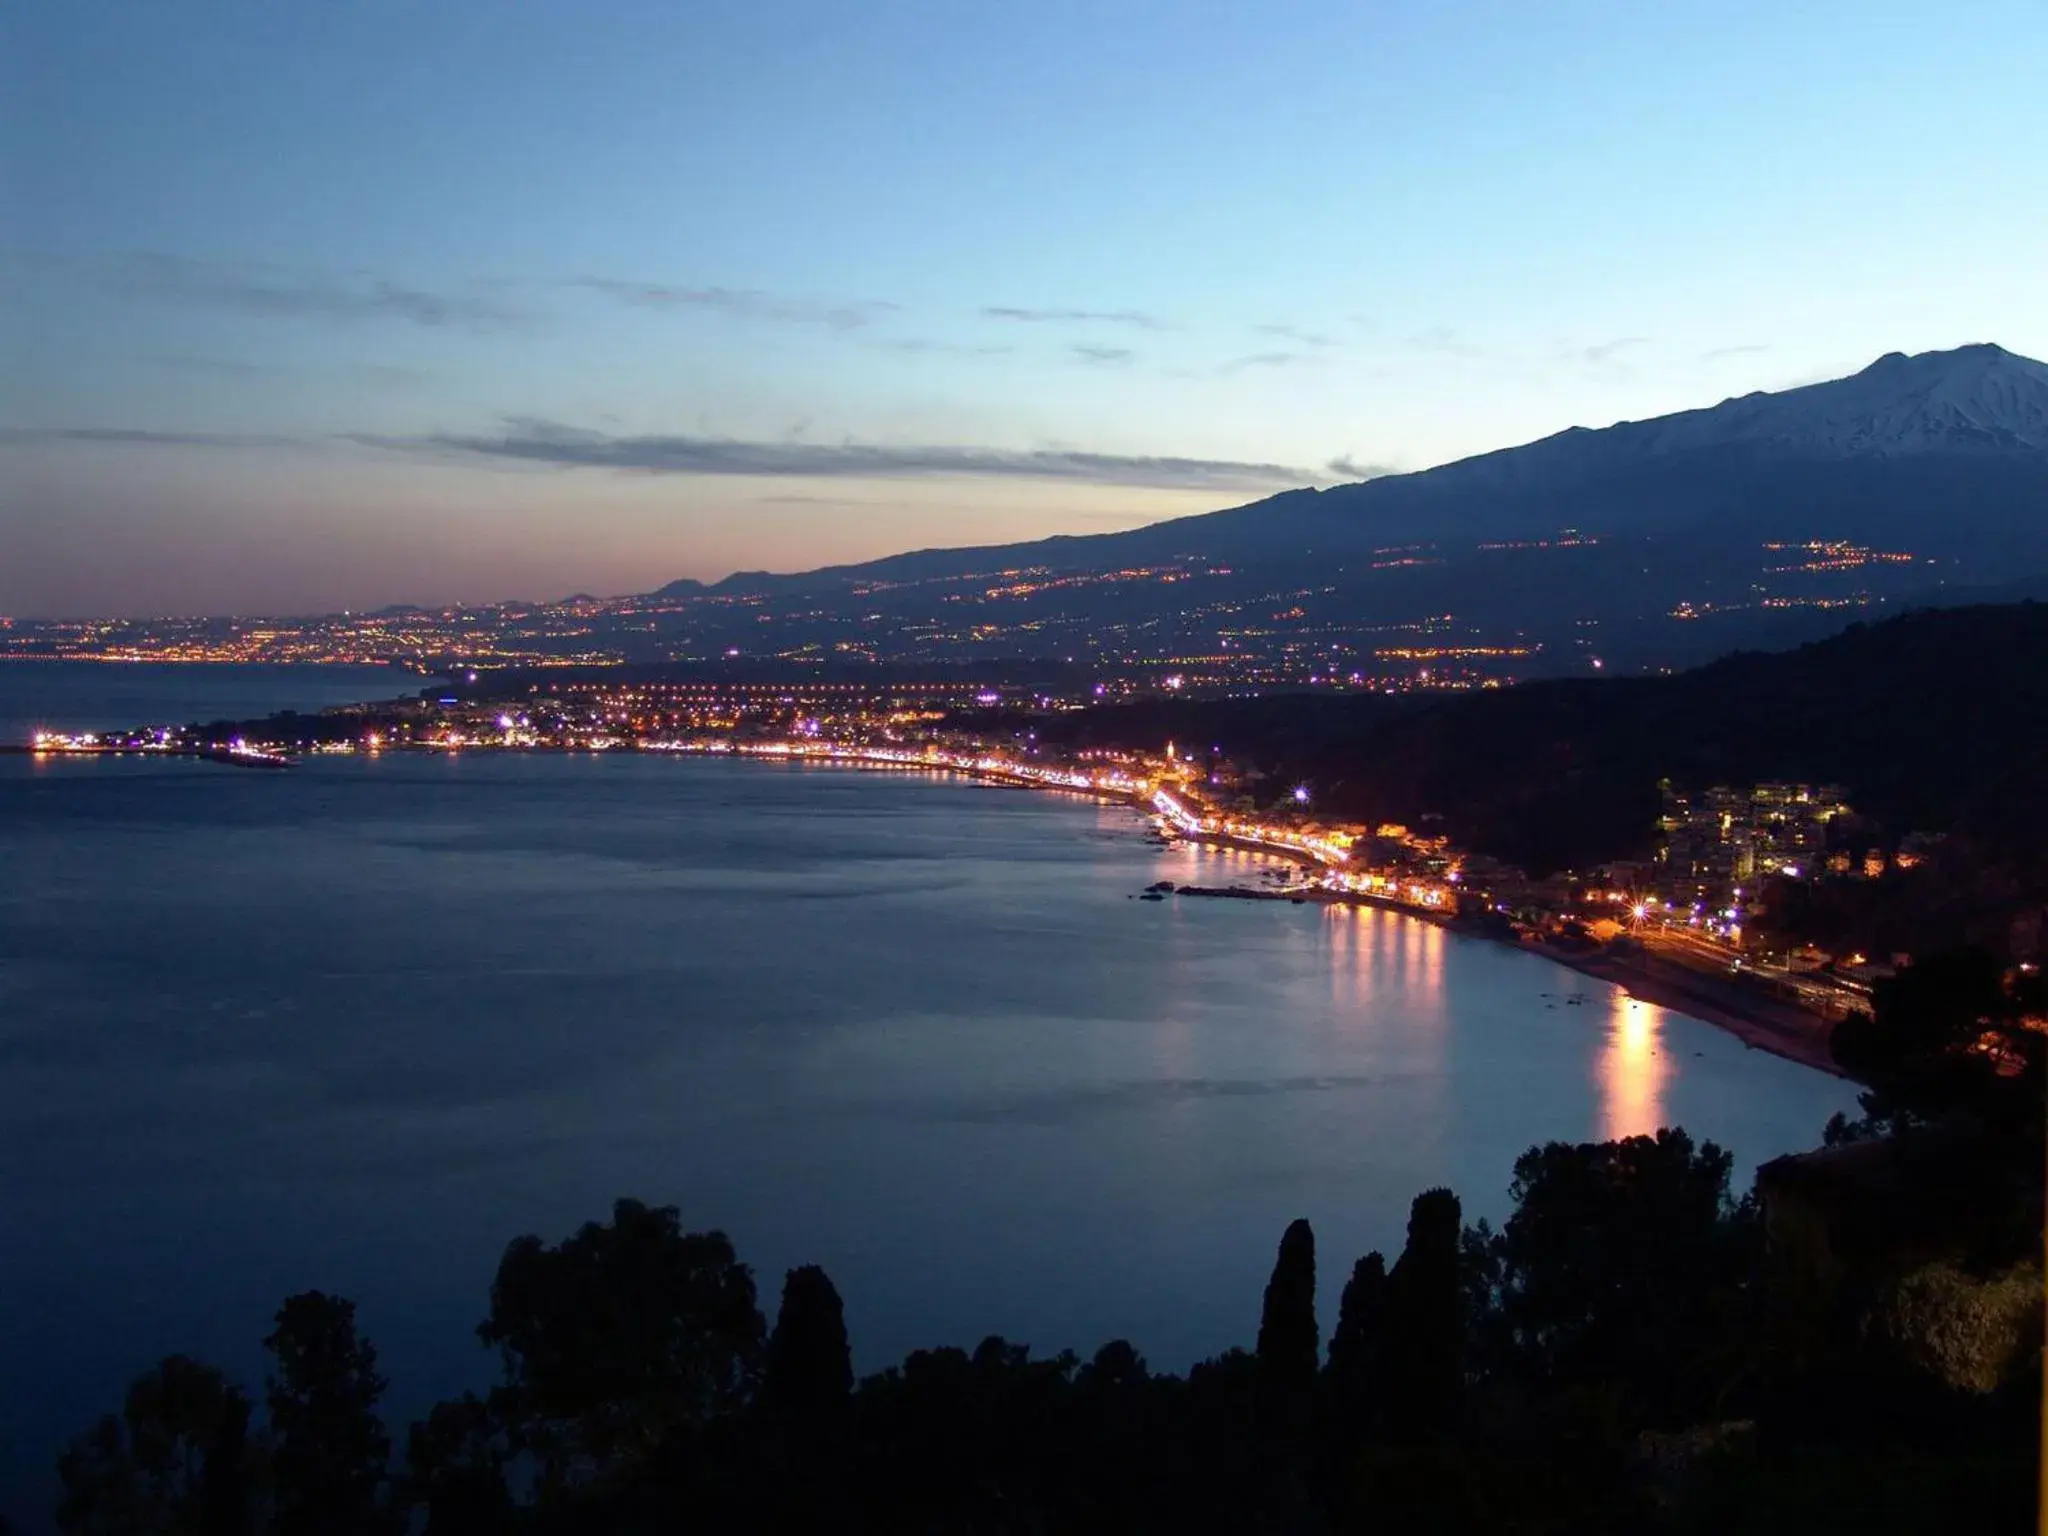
xmin=764 ymin=1264 xmax=853 ymax=1427
xmin=1833 ymin=948 xmax=2012 ymax=1118
xmin=1383 ymin=1188 xmax=1464 ymax=1441
xmin=1256 ymin=1218 xmax=1318 ymax=1424
xmin=56 ymin=1355 xmax=253 ymax=1536
xmin=478 ymin=1197 xmax=765 ymax=1498
xmin=263 ymin=1291 xmax=396 ymax=1536
xmin=1482 ymin=1131 xmax=1747 ymax=1433
xmin=398 ymin=1393 xmax=512 ymax=1536
xmin=1079 ymin=1338 xmax=1148 ymax=1394
xmin=848 ymin=1336 xmax=1091 ymax=1527
xmin=47 ymin=1119 xmax=2044 ymax=1536
xmin=1325 ymin=1250 xmax=1388 ymax=1434
xmin=194 ymin=1389 xmax=254 ymax=1536
xmin=759 ymin=1264 xmax=854 ymax=1523
xmin=1831 ymin=949 xmax=2044 ymax=1175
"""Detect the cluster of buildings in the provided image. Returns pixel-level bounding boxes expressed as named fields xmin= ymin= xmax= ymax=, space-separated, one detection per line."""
xmin=1654 ymin=779 xmax=1948 ymax=903
xmin=1656 ymin=781 xmax=1852 ymax=894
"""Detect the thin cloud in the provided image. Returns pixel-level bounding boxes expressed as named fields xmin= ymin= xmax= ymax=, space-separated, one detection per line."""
xmin=355 ymin=419 xmax=1314 ymax=492
xmin=0 ymin=426 xmax=300 ymax=448
xmin=569 ymin=276 xmax=897 ymax=331
xmin=1072 ymin=344 xmax=1135 ymax=366
xmin=982 ymin=305 xmax=1164 ymax=330
xmin=138 ymin=355 xmax=433 ymax=389
xmin=89 ymin=251 xmax=528 ymax=329
xmin=868 ymin=337 xmax=1015 ymax=357
xmin=1218 ymin=351 xmax=1306 ymax=375
xmin=751 ymin=493 xmax=999 ymax=510
xmin=1405 ymin=326 xmax=1482 ymax=358
xmin=1581 ymin=336 xmax=1649 ymax=365
xmin=1255 ymin=323 xmax=1337 ymax=348
xmin=1324 ymin=454 xmax=1400 ymax=482
xmin=1701 ymin=343 xmax=1771 ymax=362
xmin=346 ymin=363 xmax=435 ymax=390
xmin=140 ymin=354 xmax=274 ymax=378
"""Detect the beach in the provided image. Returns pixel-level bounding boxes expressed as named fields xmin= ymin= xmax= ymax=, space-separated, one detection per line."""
xmin=1519 ymin=939 xmax=1845 ymax=1077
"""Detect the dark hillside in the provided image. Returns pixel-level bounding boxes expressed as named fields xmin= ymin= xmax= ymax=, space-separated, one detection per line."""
xmin=1008 ymin=603 xmax=2048 ymax=879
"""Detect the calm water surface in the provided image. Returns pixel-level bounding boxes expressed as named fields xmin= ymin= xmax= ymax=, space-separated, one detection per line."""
xmin=0 ymin=667 xmax=1857 ymax=1521
xmin=0 ymin=659 xmax=417 ymax=745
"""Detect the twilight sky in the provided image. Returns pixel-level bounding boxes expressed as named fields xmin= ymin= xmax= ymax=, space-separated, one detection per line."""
xmin=3 ymin=0 xmax=2044 ymax=617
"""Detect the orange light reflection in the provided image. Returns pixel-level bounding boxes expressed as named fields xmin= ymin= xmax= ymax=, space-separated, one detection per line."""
xmin=1598 ymin=992 xmax=1673 ymax=1141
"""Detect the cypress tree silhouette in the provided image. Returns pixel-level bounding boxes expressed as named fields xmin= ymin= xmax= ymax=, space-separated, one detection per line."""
xmin=1326 ymin=1250 xmax=1389 ymax=1433
xmin=1383 ymin=1189 xmax=1463 ymax=1441
xmin=764 ymin=1264 xmax=853 ymax=1426
xmin=1255 ymin=1218 xmax=1319 ymax=1419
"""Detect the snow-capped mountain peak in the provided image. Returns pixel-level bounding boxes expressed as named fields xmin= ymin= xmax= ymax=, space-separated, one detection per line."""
xmin=1626 ymin=343 xmax=2048 ymax=457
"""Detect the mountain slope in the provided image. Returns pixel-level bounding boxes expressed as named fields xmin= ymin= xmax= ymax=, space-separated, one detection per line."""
xmin=682 ymin=344 xmax=2048 ymax=593
xmin=1415 ymin=342 xmax=2048 ymax=477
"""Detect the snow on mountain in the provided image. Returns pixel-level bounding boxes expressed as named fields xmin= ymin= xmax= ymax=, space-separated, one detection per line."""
xmin=1570 ymin=343 xmax=2048 ymax=459
xmin=1385 ymin=344 xmax=2048 ymax=504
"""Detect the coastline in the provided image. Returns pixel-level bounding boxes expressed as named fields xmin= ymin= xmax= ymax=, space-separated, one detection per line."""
xmin=1125 ymin=813 xmax=1848 ymax=1078
xmin=1121 ymin=801 xmax=1849 ymax=1077
xmin=8 ymin=733 xmax=1851 ymax=1078
xmin=1513 ymin=939 xmax=1844 ymax=1077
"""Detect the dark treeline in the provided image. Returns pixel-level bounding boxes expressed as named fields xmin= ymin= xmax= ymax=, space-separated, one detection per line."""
xmin=42 ymin=963 xmax=2044 ymax=1534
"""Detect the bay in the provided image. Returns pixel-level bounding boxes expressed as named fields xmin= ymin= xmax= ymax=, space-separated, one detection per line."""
xmin=0 ymin=667 xmax=1857 ymax=1523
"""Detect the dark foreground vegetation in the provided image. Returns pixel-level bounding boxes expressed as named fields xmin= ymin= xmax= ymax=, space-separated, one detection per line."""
xmin=42 ymin=958 xmax=2043 ymax=1535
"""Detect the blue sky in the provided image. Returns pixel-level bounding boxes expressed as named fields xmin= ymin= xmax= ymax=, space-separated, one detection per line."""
xmin=4 ymin=0 xmax=2044 ymax=615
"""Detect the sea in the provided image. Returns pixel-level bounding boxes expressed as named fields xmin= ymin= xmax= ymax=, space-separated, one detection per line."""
xmin=0 ymin=662 xmax=1858 ymax=1524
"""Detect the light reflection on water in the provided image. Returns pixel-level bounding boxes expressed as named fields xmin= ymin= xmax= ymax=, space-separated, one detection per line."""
xmin=0 ymin=750 xmax=1856 ymax=1522
xmin=1600 ymin=992 xmax=1676 ymax=1141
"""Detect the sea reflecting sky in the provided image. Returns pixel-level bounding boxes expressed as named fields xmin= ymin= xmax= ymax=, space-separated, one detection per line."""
xmin=0 ymin=749 xmax=1855 ymax=1520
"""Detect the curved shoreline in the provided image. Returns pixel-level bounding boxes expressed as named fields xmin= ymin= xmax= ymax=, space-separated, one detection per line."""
xmin=711 ymin=748 xmax=1850 ymax=1078
xmin=11 ymin=734 xmax=1848 ymax=1078
xmin=1514 ymin=941 xmax=1843 ymax=1077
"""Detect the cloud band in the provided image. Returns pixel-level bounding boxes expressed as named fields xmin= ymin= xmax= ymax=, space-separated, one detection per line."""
xmin=357 ymin=420 xmax=1314 ymax=491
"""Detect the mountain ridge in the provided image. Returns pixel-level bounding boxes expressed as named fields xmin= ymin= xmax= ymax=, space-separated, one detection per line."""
xmin=658 ymin=344 xmax=2048 ymax=597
